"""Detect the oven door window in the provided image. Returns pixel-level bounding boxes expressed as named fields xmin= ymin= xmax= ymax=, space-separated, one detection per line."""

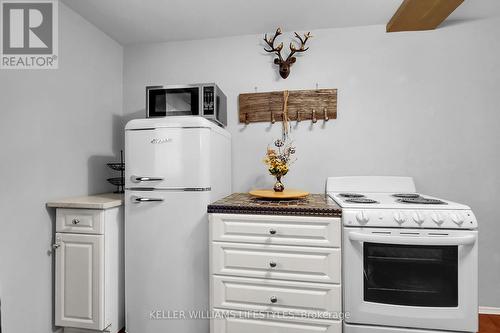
xmin=364 ymin=242 xmax=458 ymax=307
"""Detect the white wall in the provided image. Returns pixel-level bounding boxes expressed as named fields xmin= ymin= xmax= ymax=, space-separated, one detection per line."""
xmin=124 ymin=18 xmax=500 ymax=307
xmin=0 ymin=4 xmax=123 ymax=333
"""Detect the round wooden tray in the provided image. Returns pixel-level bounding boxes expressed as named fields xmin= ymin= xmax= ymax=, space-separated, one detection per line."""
xmin=249 ymin=189 xmax=310 ymax=200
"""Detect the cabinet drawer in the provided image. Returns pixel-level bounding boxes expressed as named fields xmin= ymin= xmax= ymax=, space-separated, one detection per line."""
xmin=56 ymin=209 xmax=104 ymax=234
xmin=210 ymin=214 xmax=341 ymax=248
xmin=212 ymin=276 xmax=341 ymax=316
xmin=212 ymin=242 xmax=341 ymax=283
xmin=212 ymin=311 xmax=341 ymax=333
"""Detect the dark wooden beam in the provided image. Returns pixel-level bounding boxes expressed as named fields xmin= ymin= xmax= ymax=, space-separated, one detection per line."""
xmin=387 ymin=0 xmax=464 ymax=32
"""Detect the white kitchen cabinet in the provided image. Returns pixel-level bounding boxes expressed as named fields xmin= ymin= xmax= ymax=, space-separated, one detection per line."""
xmin=55 ymin=233 xmax=104 ymax=330
xmin=48 ymin=194 xmax=124 ymax=333
xmin=209 ymin=211 xmax=342 ymax=333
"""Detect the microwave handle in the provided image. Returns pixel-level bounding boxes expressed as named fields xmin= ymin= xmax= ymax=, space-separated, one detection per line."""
xmin=348 ymin=231 xmax=476 ymax=246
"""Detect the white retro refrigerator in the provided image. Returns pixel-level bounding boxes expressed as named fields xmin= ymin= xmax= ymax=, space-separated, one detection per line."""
xmin=124 ymin=117 xmax=231 ymax=333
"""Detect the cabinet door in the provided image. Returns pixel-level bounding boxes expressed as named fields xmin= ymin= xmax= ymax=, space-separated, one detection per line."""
xmin=55 ymin=233 xmax=104 ymax=330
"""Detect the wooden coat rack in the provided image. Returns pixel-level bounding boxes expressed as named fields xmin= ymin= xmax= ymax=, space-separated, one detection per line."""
xmin=239 ymin=89 xmax=337 ymax=124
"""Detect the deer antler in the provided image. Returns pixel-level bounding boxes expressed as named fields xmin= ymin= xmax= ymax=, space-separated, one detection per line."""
xmin=287 ymin=32 xmax=312 ymax=61
xmin=264 ymin=28 xmax=284 ymax=61
xmin=263 ymin=28 xmax=312 ymax=79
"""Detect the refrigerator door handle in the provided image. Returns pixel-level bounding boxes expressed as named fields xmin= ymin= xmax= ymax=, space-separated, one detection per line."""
xmin=131 ymin=195 xmax=164 ymax=203
xmin=131 ymin=175 xmax=165 ymax=183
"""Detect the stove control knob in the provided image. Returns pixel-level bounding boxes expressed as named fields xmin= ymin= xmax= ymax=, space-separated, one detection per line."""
xmin=393 ymin=212 xmax=406 ymax=224
xmin=451 ymin=213 xmax=464 ymax=226
xmin=412 ymin=212 xmax=425 ymax=225
xmin=356 ymin=211 xmax=369 ymax=224
xmin=431 ymin=212 xmax=444 ymax=225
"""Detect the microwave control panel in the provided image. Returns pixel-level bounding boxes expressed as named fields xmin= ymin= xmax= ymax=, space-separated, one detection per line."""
xmin=203 ymin=86 xmax=215 ymax=115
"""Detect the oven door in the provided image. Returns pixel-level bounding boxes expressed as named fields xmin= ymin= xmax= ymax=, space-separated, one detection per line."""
xmin=343 ymin=227 xmax=478 ymax=332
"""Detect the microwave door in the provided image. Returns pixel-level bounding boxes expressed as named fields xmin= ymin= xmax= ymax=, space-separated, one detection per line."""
xmin=147 ymin=87 xmax=200 ymax=117
xmin=165 ymin=87 xmax=200 ymax=116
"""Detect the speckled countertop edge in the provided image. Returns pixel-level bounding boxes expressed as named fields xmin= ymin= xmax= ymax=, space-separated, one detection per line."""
xmin=208 ymin=193 xmax=342 ymax=217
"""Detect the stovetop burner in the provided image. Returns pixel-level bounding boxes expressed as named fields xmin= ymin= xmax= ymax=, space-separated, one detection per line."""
xmin=339 ymin=193 xmax=365 ymax=198
xmin=393 ymin=193 xmax=420 ymax=199
xmin=345 ymin=198 xmax=379 ymax=204
xmin=397 ymin=197 xmax=447 ymax=205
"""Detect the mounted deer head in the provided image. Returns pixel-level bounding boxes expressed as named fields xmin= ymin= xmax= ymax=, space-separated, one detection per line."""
xmin=264 ymin=28 xmax=312 ymax=79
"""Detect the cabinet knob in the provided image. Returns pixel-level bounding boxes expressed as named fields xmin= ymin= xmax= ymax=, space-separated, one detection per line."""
xmin=269 ymin=229 xmax=276 ymax=235
xmin=269 ymin=261 xmax=277 ymax=268
xmin=270 ymin=296 xmax=278 ymax=303
xmin=52 ymin=243 xmax=60 ymax=249
xmin=72 ymin=219 xmax=80 ymax=225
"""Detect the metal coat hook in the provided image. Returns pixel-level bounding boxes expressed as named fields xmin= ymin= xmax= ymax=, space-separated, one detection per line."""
xmin=296 ymin=111 xmax=301 ymax=123
xmin=323 ymin=108 xmax=329 ymax=121
xmin=244 ymin=113 xmax=250 ymax=125
xmin=271 ymin=111 xmax=276 ymax=124
xmin=312 ymin=109 xmax=317 ymax=123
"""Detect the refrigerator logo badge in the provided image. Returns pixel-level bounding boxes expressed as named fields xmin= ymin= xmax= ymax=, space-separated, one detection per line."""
xmin=150 ymin=138 xmax=172 ymax=144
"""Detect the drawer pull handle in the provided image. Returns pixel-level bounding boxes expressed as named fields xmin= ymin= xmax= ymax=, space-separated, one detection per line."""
xmin=269 ymin=229 xmax=277 ymax=235
xmin=269 ymin=261 xmax=277 ymax=268
xmin=52 ymin=243 xmax=60 ymax=249
xmin=270 ymin=296 xmax=278 ymax=303
xmin=72 ymin=219 xmax=80 ymax=225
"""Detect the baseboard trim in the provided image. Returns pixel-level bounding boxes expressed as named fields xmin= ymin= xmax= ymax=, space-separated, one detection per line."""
xmin=479 ymin=306 xmax=500 ymax=315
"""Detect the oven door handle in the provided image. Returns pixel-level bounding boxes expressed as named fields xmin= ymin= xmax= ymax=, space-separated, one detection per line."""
xmin=348 ymin=232 xmax=477 ymax=246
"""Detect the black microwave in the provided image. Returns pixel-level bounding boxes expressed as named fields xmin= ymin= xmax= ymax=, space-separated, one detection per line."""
xmin=146 ymin=83 xmax=227 ymax=127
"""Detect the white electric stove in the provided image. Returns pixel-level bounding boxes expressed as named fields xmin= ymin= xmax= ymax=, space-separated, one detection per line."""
xmin=326 ymin=176 xmax=478 ymax=333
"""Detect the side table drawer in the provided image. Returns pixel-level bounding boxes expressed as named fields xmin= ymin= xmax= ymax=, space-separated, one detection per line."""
xmin=56 ymin=209 xmax=104 ymax=234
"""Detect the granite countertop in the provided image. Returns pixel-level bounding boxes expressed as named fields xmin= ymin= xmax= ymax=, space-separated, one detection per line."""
xmin=208 ymin=193 xmax=342 ymax=217
xmin=47 ymin=193 xmax=124 ymax=209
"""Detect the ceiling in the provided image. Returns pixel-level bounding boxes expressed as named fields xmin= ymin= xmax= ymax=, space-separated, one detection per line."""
xmin=61 ymin=0 xmax=500 ymax=45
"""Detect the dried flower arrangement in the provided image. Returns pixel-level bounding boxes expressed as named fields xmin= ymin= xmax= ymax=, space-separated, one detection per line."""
xmin=263 ymin=138 xmax=296 ymax=192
